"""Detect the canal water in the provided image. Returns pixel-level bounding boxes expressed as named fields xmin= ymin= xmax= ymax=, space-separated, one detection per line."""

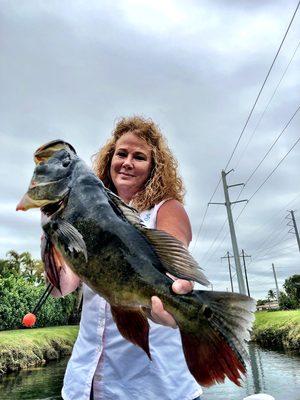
xmin=0 ymin=344 xmax=299 ymax=400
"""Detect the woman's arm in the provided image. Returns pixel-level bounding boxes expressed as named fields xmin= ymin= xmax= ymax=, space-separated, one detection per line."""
xmin=150 ymin=199 xmax=194 ymax=328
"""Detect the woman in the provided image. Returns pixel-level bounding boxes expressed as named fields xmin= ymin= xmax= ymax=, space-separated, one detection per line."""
xmin=56 ymin=116 xmax=203 ymax=400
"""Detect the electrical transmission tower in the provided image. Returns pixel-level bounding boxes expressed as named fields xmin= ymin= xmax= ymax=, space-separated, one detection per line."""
xmin=272 ymin=263 xmax=280 ymax=302
xmin=221 ymin=252 xmax=234 ymax=292
xmin=241 ymin=249 xmax=251 ymax=297
xmin=286 ymin=210 xmax=300 ymax=252
xmin=209 ymin=170 xmax=247 ymax=295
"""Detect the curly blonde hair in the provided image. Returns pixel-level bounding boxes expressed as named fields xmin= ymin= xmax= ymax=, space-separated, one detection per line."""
xmin=92 ymin=116 xmax=185 ymax=211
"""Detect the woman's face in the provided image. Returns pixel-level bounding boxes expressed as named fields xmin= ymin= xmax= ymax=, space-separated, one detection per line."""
xmin=110 ymin=132 xmax=152 ymax=203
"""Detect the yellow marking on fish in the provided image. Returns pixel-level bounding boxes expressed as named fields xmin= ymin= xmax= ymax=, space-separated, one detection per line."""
xmin=34 ymin=143 xmax=69 ymax=164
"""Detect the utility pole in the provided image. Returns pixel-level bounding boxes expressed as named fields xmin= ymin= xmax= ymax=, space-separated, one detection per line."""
xmin=272 ymin=263 xmax=280 ymax=302
xmin=241 ymin=249 xmax=251 ymax=297
xmin=287 ymin=210 xmax=300 ymax=252
xmin=209 ymin=170 xmax=247 ymax=295
xmin=221 ymin=252 xmax=234 ymax=292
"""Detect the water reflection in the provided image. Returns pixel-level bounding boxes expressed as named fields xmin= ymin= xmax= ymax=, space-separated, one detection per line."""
xmin=204 ymin=343 xmax=300 ymax=400
xmin=0 ymin=344 xmax=299 ymax=399
xmin=0 ymin=358 xmax=67 ymax=400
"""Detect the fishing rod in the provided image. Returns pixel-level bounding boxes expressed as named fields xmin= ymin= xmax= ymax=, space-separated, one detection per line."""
xmin=22 ymin=282 xmax=54 ymax=327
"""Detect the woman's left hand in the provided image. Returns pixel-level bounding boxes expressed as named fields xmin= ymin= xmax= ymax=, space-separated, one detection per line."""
xmin=150 ymin=279 xmax=194 ymax=328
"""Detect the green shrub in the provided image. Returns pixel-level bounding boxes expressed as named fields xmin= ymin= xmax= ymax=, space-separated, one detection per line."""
xmin=0 ymin=275 xmax=79 ymax=330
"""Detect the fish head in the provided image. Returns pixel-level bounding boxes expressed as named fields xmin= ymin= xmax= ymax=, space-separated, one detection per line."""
xmin=17 ymin=140 xmax=77 ymax=212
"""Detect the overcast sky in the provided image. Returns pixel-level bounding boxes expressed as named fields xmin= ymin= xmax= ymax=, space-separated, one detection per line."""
xmin=1 ymin=0 xmax=299 ymax=300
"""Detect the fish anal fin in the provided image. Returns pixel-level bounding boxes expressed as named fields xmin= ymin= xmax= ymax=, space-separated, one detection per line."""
xmin=110 ymin=305 xmax=151 ymax=360
xmin=179 ymin=326 xmax=246 ymax=387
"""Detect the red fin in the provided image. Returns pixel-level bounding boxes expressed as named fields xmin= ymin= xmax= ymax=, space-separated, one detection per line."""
xmin=110 ymin=305 xmax=151 ymax=359
xmin=41 ymin=234 xmax=62 ymax=291
xmin=179 ymin=327 xmax=246 ymax=387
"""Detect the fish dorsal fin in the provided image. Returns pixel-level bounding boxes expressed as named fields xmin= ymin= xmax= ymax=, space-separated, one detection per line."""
xmin=105 ymin=188 xmax=146 ymax=227
xmin=140 ymin=228 xmax=210 ymax=286
xmin=105 ymin=188 xmax=209 ymax=286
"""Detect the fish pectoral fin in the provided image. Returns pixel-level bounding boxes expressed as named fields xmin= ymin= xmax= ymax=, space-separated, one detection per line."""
xmin=141 ymin=228 xmax=210 ymax=286
xmin=50 ymin=219 xmax=88 ymax=261
xmin=41 ymin=234 xmax=62 ymax=291
xmin=110 ymin=305 xmax=151 ymax=359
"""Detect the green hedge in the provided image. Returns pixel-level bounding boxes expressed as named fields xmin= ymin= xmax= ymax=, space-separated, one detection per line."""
xmin=252 ymin=310 xmax=300 ymax=351
xmin=0 ymin=275 xmax=79 ymax=330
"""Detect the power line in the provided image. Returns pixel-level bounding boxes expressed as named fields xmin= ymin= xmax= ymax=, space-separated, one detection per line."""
xmin=245 ymin=104 xmax=300 ymax=185
xmin=200 ymin=217 xmax=227 ymax=264
xmin=193 ymin=1 xmax=300 ymax=253
xmin=255 ymin=232 xmax=292 ymax=257
xmin=248 ymin=135 xmax=300 ymax=202
xmin=232 ymin=133 xmax=300 ymax=224
xmin=254 ymin=244 xmax=298 ymax=262
xmin=234 ymin=40 xmax=300 ymax=171
xmin=244 ymin=192 xmax=300 ymax=246
xmin=224 ymin=0 xmax=300 ymax=171
xmin=205 ymin=190 xmax=299 ymax=264
xmin=200 ymin=184 xmax=246 ymax=264
xmin=231 ymin=102 xmax=300 ymax=222
xmin=250 ymin=217 xmax=288 ymax=255
xmin=192 ymin=177 xmax=222 ymax=253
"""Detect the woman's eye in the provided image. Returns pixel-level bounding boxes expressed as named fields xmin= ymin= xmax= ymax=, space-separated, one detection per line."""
xmin=135 ymin=155 xmax=146 ymax=160
xmin=116 ymin=151 xmax=127 ymax=157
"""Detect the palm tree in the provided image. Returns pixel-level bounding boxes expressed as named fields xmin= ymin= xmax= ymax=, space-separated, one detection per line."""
xmin=267 ymin=289 xmax=276 ymax=301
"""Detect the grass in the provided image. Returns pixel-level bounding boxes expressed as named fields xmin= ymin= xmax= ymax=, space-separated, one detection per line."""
xmin=0 ymin=326 xmax=79 ymax=375
xmin=0 ymin=310 xmax=299 ymax=375
xmin=252 ymin=310 xmax=300 ymax=351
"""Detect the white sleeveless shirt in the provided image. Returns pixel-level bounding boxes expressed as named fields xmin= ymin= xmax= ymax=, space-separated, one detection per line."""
xmin=62 ymin=201 xmax=202 ymax=400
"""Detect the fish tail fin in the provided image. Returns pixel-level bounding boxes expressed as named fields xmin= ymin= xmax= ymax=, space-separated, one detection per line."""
xmin=176 ymin=290 xmax=256 ymax=387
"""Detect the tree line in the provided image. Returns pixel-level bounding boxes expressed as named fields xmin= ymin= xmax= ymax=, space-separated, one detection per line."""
xmin=257 ymin=274 xmax=300 ymax=310
xmin=0 ymin=250 xmax=80 ymax=330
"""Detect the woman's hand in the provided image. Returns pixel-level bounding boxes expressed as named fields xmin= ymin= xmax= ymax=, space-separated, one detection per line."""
xmin=150 ymin=279 xmax=194 ymax=328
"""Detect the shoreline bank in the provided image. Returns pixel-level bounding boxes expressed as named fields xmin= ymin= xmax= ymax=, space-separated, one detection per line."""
xmin=0 ymin=325 xmax=79 ymax=375
xmin=0 ymin=310 xmax=299 ymax=375
xmin=251 ymin=309 xmax=300 ymax=352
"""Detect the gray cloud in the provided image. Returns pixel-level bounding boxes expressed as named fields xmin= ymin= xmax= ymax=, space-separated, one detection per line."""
xmin=1 ymin=0 xmax=300 ymax=299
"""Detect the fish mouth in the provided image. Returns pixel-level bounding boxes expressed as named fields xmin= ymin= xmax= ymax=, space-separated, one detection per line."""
xmin=16 ymin=194 xmax=66 ymax=215
xmin=16 ymin=194 xmax=51 ymax=211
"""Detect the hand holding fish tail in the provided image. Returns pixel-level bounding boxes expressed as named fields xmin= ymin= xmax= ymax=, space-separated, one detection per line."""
xmin=151 ymin=278 xmax=195 ymax=328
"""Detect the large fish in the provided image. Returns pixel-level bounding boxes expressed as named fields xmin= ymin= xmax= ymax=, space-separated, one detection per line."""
xmin=17 ymin=140 xmax=255 ymax=387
